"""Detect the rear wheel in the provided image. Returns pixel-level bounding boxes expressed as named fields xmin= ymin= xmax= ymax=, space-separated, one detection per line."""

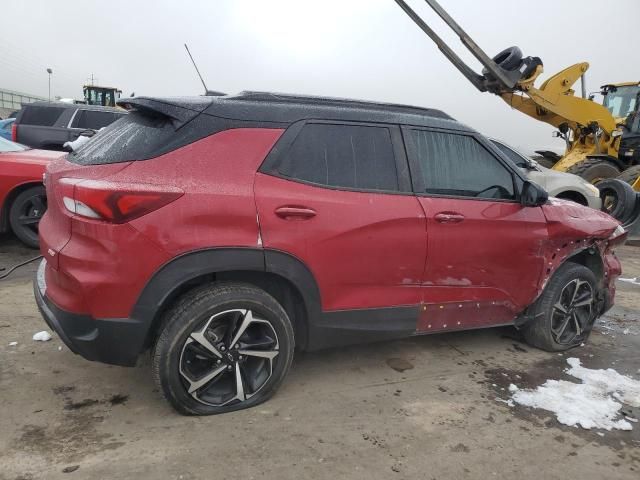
xmin=566 ymin=158 xmax=620 ymax=184
xmin=152 ymin=283 xmax=295 ymax=415
xmin=521 ymin=263 xmax=598 ymax=351
xmin=9 ymin=186 xmax=47 ymax=249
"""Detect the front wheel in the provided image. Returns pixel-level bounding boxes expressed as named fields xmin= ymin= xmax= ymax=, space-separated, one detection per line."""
xmin=521 ymin=262 xmax=598 ymax=351
xmin=152 ymin=283 xmax=295 ymax=415
xmin=9 ymin=186 xmax=47 ymax=249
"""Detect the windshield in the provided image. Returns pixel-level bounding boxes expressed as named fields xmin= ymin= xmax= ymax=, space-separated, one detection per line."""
xmin=0 ymin=136 xmax=28 ymax=153
xmin=602 ymin=85 xmax=639 ymax=118
xmin=491 ymin=140 xmax=529 ymax=168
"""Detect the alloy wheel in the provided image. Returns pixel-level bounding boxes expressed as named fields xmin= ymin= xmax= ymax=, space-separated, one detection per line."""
xmin=179 ymin=309 xmax=279 ymax=407
xmin=550 ymin=279 xmax=594 ymax=345
xmin=17 ymin=194 xmax=47 ymax=235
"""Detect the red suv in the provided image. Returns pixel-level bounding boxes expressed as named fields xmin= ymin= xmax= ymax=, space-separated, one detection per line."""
xmin=35 ymin=92 xmax=626 ymax=415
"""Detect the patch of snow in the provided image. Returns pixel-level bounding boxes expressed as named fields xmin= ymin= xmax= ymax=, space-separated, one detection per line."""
xmin=63 ymin=134 xmax=92 ymax=151
xmin=510 ymin=358 xmax=640 ymax=431
xmin=32 ymin=331 xmax=52 ymax=342
xmin=8 ymin=341 xmax=18 ymax=346
xmin=508 ymin=384 xmax=519 ymax=393
xmin=619 ymin=277 xmax=640 ymax=286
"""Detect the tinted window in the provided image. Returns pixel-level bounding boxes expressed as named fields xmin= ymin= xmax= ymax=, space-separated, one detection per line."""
xmin=278 ymin=124 xmax=399 ymax=191
xmin=70 ymin=112 xmax=173 ymax=165
xmin=408 ymin=130 xmax=515 ymax=200
xmin=71 ymin=110 xmax=122 ymax=129
xmin=491 ymin=141 xmax=528 ymax=168
xmin=19 ymin=106 xmax=65 ymax=126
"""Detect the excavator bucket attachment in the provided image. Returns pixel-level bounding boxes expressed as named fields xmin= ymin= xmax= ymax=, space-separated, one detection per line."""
xmin=393 ymin=0 xmax=540 ymax=94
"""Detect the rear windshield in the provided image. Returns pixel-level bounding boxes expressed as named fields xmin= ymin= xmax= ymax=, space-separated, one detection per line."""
xmin=69 ymin=111 xmax=175 ymax=165
xmin=19 ymin=106 xmax=66 ymax=126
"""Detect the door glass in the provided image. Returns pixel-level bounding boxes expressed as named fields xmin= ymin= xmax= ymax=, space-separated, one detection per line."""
xmin=278 ymin=123 xmax=399 ymax=192
xmin=409 ymin=130 xmax=515 ymax=200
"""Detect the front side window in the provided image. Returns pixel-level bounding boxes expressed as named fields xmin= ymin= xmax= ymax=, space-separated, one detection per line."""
xmin=277 ymin=123 xmax=399 ymax=192
xmin=408 ymin=130 xmax=515 ymax=200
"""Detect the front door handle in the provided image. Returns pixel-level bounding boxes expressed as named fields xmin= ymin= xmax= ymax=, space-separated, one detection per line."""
xmin=275 ymin=206 xmax=317 ymax=220
xmin=434 ymin=212 xmax=465 ymax=224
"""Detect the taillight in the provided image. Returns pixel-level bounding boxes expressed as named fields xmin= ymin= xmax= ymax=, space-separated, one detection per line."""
xmin=58 ymin=178 xmax=183 ymax=223
xmin=11 ymin=123 xmax=17 ymax=141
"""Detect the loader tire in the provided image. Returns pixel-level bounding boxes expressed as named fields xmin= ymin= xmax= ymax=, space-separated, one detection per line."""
xmin=598 ymin=179 xmax=636 ymax=223
xmin=566 ymin=158 xmax=620 ymax=184
xmin=617 ymin=165 xmax=640 ymax=187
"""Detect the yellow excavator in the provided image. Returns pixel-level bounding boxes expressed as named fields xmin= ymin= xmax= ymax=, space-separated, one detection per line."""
xmin=393 ymin=0 xmax=640 ymax=236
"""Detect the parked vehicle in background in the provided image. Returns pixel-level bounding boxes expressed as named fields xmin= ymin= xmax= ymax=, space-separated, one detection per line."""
xmin=12 ymin=102 xmax=125 ymax=151
xmin=0 ymin=118 xmax=15 ymax=141
xmin=0 ymin=137 xmax=63 ymax=247
xmin=35 ymin=92 xmax=626 ymax=416
xmin=490 ymin=139 xmax=602 ymax=209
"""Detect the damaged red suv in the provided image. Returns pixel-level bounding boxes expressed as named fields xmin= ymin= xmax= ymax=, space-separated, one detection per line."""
xmin=35 ymin=92 xmax=626 ymax=415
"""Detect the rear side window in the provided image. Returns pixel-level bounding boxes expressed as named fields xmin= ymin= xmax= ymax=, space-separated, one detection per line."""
xmin=19 ymin=106 xmax=65 ymax=126
xmin=408 ymin=130 xmax=515 ymax=200
xmin=71 ymin=110 xmax=122 ymax=130
xmin=278 ymin=123 xmax=399 ymax=192
xmin=69 ymin=111 xmax=174 ymax=165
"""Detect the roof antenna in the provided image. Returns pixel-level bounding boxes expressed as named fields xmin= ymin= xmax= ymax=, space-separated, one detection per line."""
xmin=184 ymin=43 xmax=226 ymax=96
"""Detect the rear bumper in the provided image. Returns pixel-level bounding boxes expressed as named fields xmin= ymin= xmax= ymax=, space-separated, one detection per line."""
xmin=33 ymin=260 xmax=146 ymax=367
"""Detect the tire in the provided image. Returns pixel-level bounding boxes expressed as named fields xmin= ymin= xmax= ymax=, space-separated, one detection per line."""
xmin=521 ymin=262 xmax=598 ymax=352
xmin=566 ymin=158 xmax=620 ymax=184
xmin=8 ymin=186 xmax=47 ymax=249
xmin=597 ymin=178 xmax=637 ymax=223
xmin=490 ymin=46 xmax=523 ymax=71
xmin=617 ymin=165 xmax=640 ymax=187
xmin=152 ymin=282 xmax=295 ymax=415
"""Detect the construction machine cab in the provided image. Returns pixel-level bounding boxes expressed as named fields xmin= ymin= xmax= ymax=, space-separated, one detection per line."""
xmin=83 ymin=85 xmax=122 ymax=107
xmin=601 ymin=83 xmax=640 ymax=124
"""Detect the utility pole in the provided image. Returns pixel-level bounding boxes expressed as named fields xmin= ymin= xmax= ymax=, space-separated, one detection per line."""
xmin=46 ymin=68 xmax=53 ymax=101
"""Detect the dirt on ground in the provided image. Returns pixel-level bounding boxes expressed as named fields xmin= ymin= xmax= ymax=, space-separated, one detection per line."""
xmin=1 ymin=234 xmax=639 ymax=480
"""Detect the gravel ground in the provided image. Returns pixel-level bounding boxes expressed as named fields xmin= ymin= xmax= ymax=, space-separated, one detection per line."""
xmin=1 ymin=234 xmax=639 ymax=480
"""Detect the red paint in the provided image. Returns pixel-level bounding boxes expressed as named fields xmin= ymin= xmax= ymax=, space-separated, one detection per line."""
xmin=38 ymin=127 xmax=623 ymax=333
xmin=255 ymin=173 xmax=426 ymax=310
xmin=0 ymin=148 xmax=62 ymax=226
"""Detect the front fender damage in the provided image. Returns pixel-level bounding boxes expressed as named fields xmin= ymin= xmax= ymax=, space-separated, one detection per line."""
xmin=514 ymin=199 xmax=624 ymax=328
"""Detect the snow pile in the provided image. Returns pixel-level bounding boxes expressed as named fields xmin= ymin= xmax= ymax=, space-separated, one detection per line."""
xmin=8 ymin=341 xmax=17 ymax=346
xmin=63 ymin=134 xmax=92 ymax=152
xmin=510 ymin=358 xmax=640 ymax=431
xmin=32 ymin=331 xmax=52 ymax=342
xmin=619 ymin=277 xmax=640 ymax=286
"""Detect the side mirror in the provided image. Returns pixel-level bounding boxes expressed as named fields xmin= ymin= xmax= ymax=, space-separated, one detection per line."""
xmin=520 ymin=180 xmax=548 ymax=207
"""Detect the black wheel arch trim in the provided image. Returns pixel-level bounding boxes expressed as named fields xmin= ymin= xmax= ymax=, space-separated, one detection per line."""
xmin=130 ymin=247 xmax=324 ymax=350
xmin=130 ymin=247 xmax=419 ymax=354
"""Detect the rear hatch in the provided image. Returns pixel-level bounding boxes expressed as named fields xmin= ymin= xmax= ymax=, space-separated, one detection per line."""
xmin=40 ymin=96 xmax=216 ymax=267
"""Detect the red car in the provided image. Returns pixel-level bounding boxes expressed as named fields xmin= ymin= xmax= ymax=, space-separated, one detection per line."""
xmin=34 ymin=93 xmax=626 ymax=415
xmin=0 ymin=137 xmax=61 ymax=248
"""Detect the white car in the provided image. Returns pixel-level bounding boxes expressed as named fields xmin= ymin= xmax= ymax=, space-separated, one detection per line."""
xmin=491 ymin=139 xmax=602 ymax=210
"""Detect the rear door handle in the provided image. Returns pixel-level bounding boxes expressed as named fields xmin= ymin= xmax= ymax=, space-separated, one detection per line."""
xmin=434 ymin=212 xmax=465 ymax=224
xmin=275 ymin=206 xmax=317 ymax=220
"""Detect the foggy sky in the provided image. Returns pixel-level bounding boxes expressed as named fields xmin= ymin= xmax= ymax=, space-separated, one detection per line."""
xmin=1 ymin=0 xmax=638 ymax=153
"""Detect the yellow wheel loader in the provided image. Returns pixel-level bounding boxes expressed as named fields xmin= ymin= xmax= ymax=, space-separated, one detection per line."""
xmin=392 ymin=0 xmax=640 ymax=237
